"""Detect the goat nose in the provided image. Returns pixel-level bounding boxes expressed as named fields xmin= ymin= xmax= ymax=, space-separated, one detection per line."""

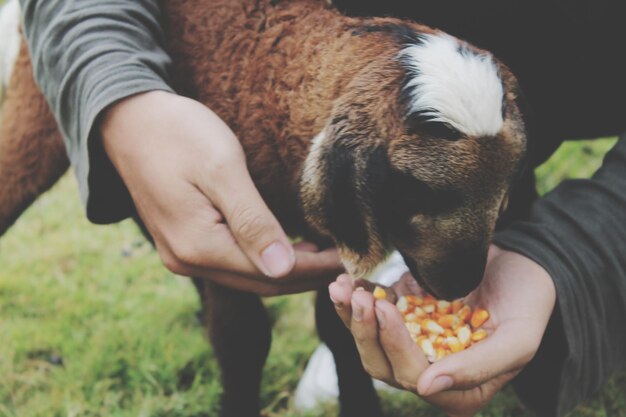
xmin=433 ymin=253 xmax=487 ymax=300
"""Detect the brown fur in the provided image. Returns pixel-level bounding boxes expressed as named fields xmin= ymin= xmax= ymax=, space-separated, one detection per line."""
xmin=0 ymin=39 xmax=68 ymax=236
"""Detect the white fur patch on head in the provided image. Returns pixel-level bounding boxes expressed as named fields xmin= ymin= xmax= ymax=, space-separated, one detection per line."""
xmin=0 ymin=0 xmax=21 ymax=94
xmin=399 ymin=33 xmax=504 ymax=137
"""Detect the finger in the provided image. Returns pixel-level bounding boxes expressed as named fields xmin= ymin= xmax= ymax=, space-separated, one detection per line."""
xmin=283 ymin=247 xmax=343 ymax=280
xmin=199 ymin=155 xmax=295 ymax=278
xmin=417 ymin=321 xmax=535 ymax=396
xmin=147 ymin=182 xmax=263 ymax=277
xmin=329 ymin=274 xmax=355 ymax=327
xmin=350 ymin=289 xmax=395 ymax=384
xmin=423 ymin=368 xmax=518 ymax=417
xmin=375 ymin=300 xmax=429 ymax=391
xmin=201 ymin=269 xmax=333 ymax=297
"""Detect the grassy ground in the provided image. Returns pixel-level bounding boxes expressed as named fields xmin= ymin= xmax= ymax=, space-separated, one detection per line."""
xmin=0 ymin=137 xmax=624 ymax=417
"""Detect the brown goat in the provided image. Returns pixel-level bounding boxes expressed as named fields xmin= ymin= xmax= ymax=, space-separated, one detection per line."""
xmin=0 ymin=0 xmax=529 ymax=416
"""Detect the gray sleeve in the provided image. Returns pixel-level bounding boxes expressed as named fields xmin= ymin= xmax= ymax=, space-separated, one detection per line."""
xmin=19 ymin=0 xmax=175 ymax=223
xmin=493 ymin=135 xmax=626 ymax=416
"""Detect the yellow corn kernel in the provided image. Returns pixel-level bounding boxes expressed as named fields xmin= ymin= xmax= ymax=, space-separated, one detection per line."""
xmin=471 ymin=329 xmax=488 ymax=342
xmin=435 ymin=348 xmax=447 ymax=361
xmin=423 ymin=304 xmax=436 ymax=313
xmin=405 ymin=295 xmax=423 ymax=306
xmin=438 ymin=314 xmax=460 ymax=329
xmin=451 ymin=299 xmax=464 ymax=314
xmin=373 ymin=286 xmax=387 ymax=300
xmin=456 ymin=325 xmax=472 ymax=347
xmin=457 ymin=305 xmax=472 ymax=322
xmin=396 ymin=296 xmax=410 ymax=313
xmin=437 ymin=300 xmax=451 ymax=314
xmin=405 ymin=322 xmax=422 ymax=338
xmin=444 ymin=328 xmax=454 ymax=337
xmin=423 ymin=295 xmax=437 ymax=305
xmin=418 ymin=338 xmax=435 ymax=358
xmin=422 ymin=319 xmax=445 ymax=335
xmin=470 ymin=308 xmax=490 ymax=328
xmin=433 ymin=335 xmax=446 ymax=349
xmin=403 ymin=313 xmax=422 ymax=323
xmin=446 ymin=336 xmax=464 ymax=353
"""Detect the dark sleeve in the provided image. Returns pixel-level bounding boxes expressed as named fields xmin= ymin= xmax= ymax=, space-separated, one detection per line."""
xmin=19 ymin=0 xmax=175 ymax=223
xmin=493 ymin=134 xmax=626 ymax=416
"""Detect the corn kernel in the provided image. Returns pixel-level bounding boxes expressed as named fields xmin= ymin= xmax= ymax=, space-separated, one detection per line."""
xmin=423 ymin=304 xmax=435 ymax=313
xmin=423 ymin=295 xmax=437 ymax=305
xmin=451 ymin=299 xmax=464 ymax=314
xmin=470 ymin=308 xmax=490 ymax=328
xmin=433 ymin=335 xmax=446 ymax=349
xmin=405 ymin=322 xmax=422 ymax=338
xmin=373 ymin=286 xmax=387 ymax=300
xmin=404 ymin=313 xmax=419 ymax=323
xmin=396 ymin=296 xmax=410 ymax=313
xmin=405 ymin=295 xmax=423 ymax=306
xmin=422 ymin=319 xmax=445 ymax=335
xmin=413 ymin=306 xmax=426 ymax=317
xmin=419 ymin=338 xmax=435 ymax=358
xmin=457 ymin=305 xmax=472 ymax=322
xmin=456 ymin=325 xmax=472 ymax=347
xmin=471 ymin=329 xmax=488 ymax=342
xmin=446 ymin=336 xmax=464 ymax=353
xmin=438 ymin=314 xmax=460 ymax=329
xmin=437 ymin=300 xmax=451 ymax=314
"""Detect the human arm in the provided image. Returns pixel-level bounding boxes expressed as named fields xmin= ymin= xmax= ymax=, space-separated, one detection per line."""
xmin=20 ymin=0 xmax=343 ymax=292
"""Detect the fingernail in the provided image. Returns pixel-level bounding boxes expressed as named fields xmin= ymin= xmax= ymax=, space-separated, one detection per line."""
xmin=426 ymin=375 xmax=454 ymax=395
xmin=261 ymin=241 xmax=294 ymax=277
xmin=352 ymin=300 xmax=363 ymax=322
xmin=375 ymin=306 xmax=386 ymax=329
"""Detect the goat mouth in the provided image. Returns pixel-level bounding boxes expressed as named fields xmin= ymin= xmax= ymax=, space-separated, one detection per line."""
xmin=413 ymin=272 xmax=442 ymax=299
xmin=399 ymin=253 xmax=442 ymax=298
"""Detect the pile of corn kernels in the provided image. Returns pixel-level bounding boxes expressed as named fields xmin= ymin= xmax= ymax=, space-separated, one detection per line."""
xmin=373 ymin=286 xmax=489 ymax=363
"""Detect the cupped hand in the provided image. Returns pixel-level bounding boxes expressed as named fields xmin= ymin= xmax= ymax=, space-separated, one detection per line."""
xmin=100 ymin=91 xmax=343 ymax=295
xmin=329 ymin=245 xmax=556 ymax=417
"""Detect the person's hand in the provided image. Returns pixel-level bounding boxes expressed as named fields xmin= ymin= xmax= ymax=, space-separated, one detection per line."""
xmin=329 ymin=245 xmax=556 ymax=417
xmin=100 ymin=91 xmax=343 ymax=295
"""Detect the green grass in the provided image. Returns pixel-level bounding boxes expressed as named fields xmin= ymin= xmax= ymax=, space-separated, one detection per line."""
xmin=0 ymin=137 xmax=624 ymax=417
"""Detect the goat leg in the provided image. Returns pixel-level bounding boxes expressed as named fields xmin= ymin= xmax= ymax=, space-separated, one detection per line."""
xmin=194 ymin=278 xmax=272 ymax=417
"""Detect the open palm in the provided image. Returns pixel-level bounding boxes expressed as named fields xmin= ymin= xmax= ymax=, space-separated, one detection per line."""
xmin=329 ymin=245 xmax=556 ymax=417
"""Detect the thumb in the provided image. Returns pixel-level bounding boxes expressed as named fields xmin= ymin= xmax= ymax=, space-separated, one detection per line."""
xmin=417 ymin=323 xmax=534 ymax=396
xmin=213 ymin=170 xmax=295 ymax=278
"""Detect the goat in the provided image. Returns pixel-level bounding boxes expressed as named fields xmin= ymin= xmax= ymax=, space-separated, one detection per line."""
xmin=0 ymin=0 xmax=528 ymax=416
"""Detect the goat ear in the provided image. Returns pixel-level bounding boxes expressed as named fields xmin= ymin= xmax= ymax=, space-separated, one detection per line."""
xmin=300 ymin=126 xmax=392 ymax=277
xmin=322 ymin=139 xmax=378 ymax=255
